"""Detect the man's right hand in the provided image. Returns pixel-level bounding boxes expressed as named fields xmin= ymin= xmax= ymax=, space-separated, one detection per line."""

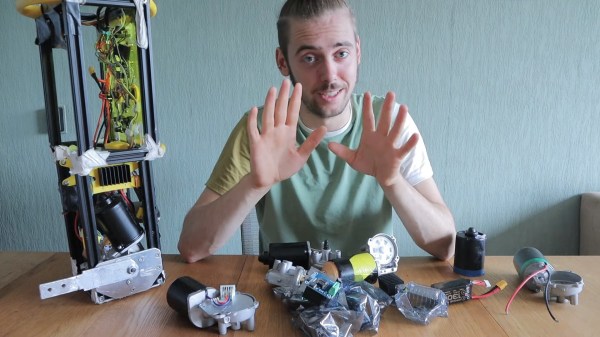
xmin=246 ymin=79 xmax=326 ymax=189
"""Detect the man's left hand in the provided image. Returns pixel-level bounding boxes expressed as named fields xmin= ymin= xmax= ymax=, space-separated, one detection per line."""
xmin=328 ymin=91 xmax=419 ymax=187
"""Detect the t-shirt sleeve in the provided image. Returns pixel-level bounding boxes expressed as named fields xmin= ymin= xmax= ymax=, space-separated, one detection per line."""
xmin=393 ymin=104 xmax=434 ymax=186
xmin=205 ymin=114 xmax=252 ymax=195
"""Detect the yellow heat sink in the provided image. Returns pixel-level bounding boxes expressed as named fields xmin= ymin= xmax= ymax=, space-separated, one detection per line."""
xmin=90 ymin=162 xmax=140 ymax=194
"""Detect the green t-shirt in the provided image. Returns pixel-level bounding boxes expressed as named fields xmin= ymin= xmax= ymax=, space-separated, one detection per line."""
xmin=207 ymin=93 xmax=432 ymax=256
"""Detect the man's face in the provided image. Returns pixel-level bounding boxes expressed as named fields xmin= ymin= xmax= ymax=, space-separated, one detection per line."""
xmin=279 ymin=8 xmax=361 ymax=119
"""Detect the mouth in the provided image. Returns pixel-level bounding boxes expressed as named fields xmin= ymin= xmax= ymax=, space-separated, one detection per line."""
xmin=318 ymin=88 xmax=343 ymax=102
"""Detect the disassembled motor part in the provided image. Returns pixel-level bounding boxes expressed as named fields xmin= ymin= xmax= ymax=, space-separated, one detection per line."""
xmin=547 ymin=271 xmax=584 ymax=305
xmin=513 ymin=247 xmax=555 ymax=292
xmin=319 ymin=234 xmax=400 ymax=283
xmin=310 ymin=240 xmax=342 ymax=268
xmin=167 ymin=276 xmax=259 ymax=335
xmin=265 ymin=259 xmax=307 ymax=288
xmin=513 ymin=248 xmax=585 ymax=300
xmin=258 ymin=240 xmax=341 ymax=270
xmin=259 ymin=241 xmax=312 ymax=269
xmin=365 ymin=233 xmax=400 ymax=275
xmin=259 ymin=233 xmax=397 ymax=274
xmin=321 ymin=252 xmax=379 ymax=283
xmin=509 ymin=247 xmax=584 ymax=322
xmin=39 ymin=248 xmax=164 ymax=304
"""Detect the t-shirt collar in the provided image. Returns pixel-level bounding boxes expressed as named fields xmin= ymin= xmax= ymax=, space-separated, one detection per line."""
xmin=298 ymin=106 xmax=353 ymax=139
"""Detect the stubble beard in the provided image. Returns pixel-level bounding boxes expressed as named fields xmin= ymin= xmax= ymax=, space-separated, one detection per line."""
xmin=289 ymin=72 xmax=353 ymax=119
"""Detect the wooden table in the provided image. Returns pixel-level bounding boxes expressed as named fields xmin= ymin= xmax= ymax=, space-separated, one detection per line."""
xmin=0 ymin=252 xmax=596 ymax=337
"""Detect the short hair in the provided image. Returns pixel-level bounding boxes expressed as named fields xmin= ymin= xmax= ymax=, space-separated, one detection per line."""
xmin=276 ymin=0 xmax=357 ymax=59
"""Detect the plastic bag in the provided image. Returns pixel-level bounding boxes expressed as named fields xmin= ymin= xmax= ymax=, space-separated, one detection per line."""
xmin=293 ymin=305 xmax=363 ymax=337
xmin=344 ymin=281 xmax=393 ymax=332
xmin=394 ymin=282 xmax=448 ymax=325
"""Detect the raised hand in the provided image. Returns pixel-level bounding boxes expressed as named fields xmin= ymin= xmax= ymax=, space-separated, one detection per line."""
xmin=247 ymin=79 xmax=326 ymax=189
xmin=328 ymin=91 xmax=419 ymax=187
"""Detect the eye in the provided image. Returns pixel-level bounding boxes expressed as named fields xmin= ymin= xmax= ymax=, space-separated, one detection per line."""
xmin=337 ymin=50 xmax=350 ymax=59
xmin=302 ymin=54 xmax=317 ymax=64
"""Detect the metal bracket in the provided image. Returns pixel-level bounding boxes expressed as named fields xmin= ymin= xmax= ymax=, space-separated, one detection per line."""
xmin=39 ymin=248 xmax=164 ymax=302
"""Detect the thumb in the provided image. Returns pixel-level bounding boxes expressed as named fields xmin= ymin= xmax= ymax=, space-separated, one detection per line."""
xmin=298 ymin=126 xmax=327 ymax=158
xmin=328 ymin=142 xmax=355 ymax=163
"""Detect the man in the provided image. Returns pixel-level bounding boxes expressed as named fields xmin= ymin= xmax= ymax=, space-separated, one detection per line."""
xmin=178 ymin=0 xmax=455 ymax=263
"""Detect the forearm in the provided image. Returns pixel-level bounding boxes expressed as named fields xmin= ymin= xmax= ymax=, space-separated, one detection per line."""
xmin=382 ymin=178 xmax=456 ymax=260
xmin=178 ymin=175 xmax=269 ymax=263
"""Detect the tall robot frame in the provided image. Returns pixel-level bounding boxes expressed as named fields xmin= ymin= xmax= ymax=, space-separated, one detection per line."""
xmin=17 ymin=0 xmax=165 ymax=303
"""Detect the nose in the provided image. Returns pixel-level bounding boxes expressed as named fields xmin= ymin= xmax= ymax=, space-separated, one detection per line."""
xmin=319 ymin=57 xmax=337 ymax=82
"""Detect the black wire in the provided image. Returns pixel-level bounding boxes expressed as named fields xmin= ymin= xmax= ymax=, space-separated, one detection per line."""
xmin=96 ymin=120 xmax=106 ymax=145
xmin=544 ymin=280 xmax=559 ymax=322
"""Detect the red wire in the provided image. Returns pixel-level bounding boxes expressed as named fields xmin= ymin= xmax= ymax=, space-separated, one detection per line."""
xmin=505 ymin=265 xmax=549 ymax=314
xmin=120 ymin=190 xmax=134 ymax=211
xmin=212 ymin=294 xmax=231 ymax=306
xmin=472 ymin=280 xmax=487 ymax=287
xmin=93 ymin=76 xmax=109 ymax=147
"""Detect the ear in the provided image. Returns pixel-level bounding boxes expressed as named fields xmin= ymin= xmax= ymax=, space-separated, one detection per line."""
xmin=356 ymin=35 xmax=361 ymax=65
xmin=275 ymin=47 xmax=290 ymax=76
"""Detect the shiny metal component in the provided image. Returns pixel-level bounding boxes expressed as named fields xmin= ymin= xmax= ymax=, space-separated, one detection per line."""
xmin=39 ymin=248 xmax=164 ymax=303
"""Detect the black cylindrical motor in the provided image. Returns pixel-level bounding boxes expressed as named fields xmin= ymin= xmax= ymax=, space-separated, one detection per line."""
xmin=453 ymin=227 xmax=486 ymax=276
xmin=95 ymin=193 xmax=144 ymax=252
xmin=167 ymin=276 xmax=208 ymax=316
xmin=258 ymin=241 xmax=311 ymax=269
